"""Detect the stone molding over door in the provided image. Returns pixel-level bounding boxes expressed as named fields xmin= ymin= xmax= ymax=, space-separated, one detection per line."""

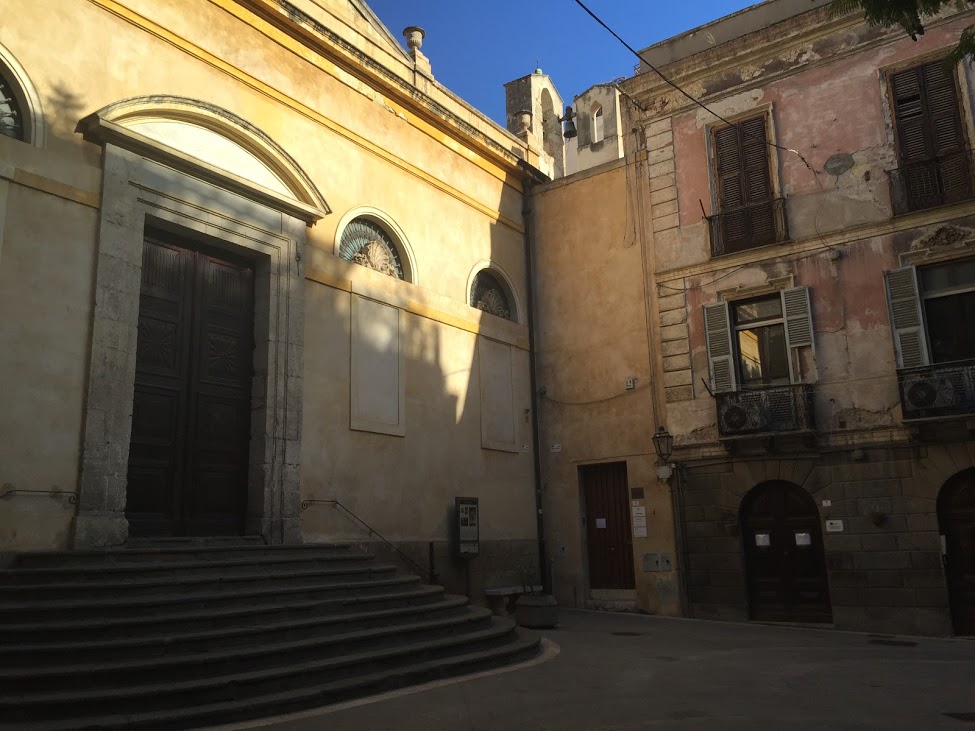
xmin=75 ymin=99 xmax=328 ymax=547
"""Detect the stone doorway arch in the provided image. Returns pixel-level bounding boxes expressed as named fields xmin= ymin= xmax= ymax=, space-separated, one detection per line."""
xmin=938 ymin=469 xmax=975 ymax=635
xmin=740 ymin=480 xmax=832 ymax=623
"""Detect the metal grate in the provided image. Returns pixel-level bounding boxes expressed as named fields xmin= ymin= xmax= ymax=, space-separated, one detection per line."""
xmin=707 ymin=198 xmax=789 ymax=256
xmin=470 ymin=270 xmax=514 ymax=321
xmin=888 ymin=150 xmax=975 ymax=214
xmin=338 ymin=218 xmax=404 ymax=280
xmin=0 ymin=74 xmax=24 ymax=141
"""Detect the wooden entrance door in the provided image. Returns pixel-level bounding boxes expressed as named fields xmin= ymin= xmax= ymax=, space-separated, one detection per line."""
xmin=939 ymin=470 xmax=975 ymax=635
xmin=582 ymin=462 xmax=635 ymax=590
xmin=126 ymin=236 xmax=255 ymax=537
xmin=741 ymin=481 xmax=832 ymax=623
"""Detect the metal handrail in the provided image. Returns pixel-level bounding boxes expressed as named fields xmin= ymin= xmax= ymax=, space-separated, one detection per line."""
xmin=707 ymin=197 xmax=789 ymax=256
xmin=888 ymin=149 xmax=975 ymax=215
xmin=0 ymin=489 xmax=77 ymax=503
xmin=301 ymin=499 xmax=434 ymax=582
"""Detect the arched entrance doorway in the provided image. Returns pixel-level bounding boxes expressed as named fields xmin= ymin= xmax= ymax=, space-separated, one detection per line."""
xmin=740 ymin=480 xmax=832 ymax=623
xmin=938 ymin=470 xmax=975 ymax=635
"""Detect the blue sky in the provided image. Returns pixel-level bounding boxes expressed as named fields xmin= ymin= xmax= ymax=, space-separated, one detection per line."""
xmin=366 ymin=0 xmax=757 ymax=125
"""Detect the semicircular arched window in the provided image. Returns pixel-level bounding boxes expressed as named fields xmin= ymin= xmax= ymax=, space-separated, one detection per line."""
xmin=470 ymin=269 xmax=516 ymax=322
xmin=339 ymin=218 xmax=405 ymax=280
xmin=0 ymin=72 xmax=25 ymax=141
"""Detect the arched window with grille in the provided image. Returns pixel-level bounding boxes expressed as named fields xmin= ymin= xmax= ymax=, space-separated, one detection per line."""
xmin=338 ymin=216 xmax=409 ymax=281
xmin=470 ymin=268 xmax=517 ymax=322
xmin=0 ymin=43 xmax=43 ymax=146
xmin=0 ymin=73 xmax=24 ymax=141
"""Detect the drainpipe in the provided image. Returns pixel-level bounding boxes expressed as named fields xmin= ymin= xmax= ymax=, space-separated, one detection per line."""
xmin=519 ymin=159 xmax=551 ymax=594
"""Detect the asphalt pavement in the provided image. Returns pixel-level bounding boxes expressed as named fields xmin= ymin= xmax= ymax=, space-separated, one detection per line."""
xmin=220 ymin=609 xmax=975 ymax=730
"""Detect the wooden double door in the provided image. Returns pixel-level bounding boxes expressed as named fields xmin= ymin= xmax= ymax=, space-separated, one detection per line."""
xmin=126 ymin=236 xmax=255 ymax=537
xmin=939 ymin=471 xmax=975 ymax=635
xmin=741 ymin=481 xmax=832 ymax=623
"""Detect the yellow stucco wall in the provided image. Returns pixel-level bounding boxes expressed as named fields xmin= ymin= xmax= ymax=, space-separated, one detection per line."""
xmin=0 ymin=0 xmax=537 ymax=556
xmin=532 ymin=160 xmax=680 ymax=615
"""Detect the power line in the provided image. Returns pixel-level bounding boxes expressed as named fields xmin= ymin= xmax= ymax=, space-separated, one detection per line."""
xmin=570 ymin=0 xmax=817 ymax=174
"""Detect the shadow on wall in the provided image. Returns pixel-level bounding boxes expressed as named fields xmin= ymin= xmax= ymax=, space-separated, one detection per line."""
xmin=299 ymin=212 xmax=539 ymax=602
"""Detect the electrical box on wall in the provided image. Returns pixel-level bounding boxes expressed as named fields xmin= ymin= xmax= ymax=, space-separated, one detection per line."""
xmin=454 ymin=497 xmax=479 ymax=559
xmin=624 ymin=377 xmax=636 ymax=390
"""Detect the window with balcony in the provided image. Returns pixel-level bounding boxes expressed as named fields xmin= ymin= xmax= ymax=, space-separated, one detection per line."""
xmin=888 ymin=59 xmax=972 ymax=214
xmin=886 ymin=261 xmax=975 ymax=420
xmin=703 ymin=288 xmax=815 ymax=437
xmin=708 ymin=114 xmax=788 ymax=256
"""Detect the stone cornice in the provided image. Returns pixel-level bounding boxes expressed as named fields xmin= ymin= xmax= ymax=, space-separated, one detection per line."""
xmin=622 ymin=8 xmax=975 ymax=122
xmin=236 ymin=0 xmax=532 ymax=179
xmin=654 ymin=201 xmax=975 ymax=285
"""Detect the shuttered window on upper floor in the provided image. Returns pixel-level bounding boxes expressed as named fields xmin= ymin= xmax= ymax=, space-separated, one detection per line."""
xmin=709 ymin=115 xmax=787 ymax=255
xmin=889 ymin=59 xmax=973 ymax=213
xmin=891 ymin=60 xmax=965 ymax=162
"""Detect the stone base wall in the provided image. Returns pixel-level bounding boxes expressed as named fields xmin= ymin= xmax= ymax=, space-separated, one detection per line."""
xmin=680 ymin=440 xmax=966 ymax=636
xmin=353 ymin=539 xmax=540 ymax=605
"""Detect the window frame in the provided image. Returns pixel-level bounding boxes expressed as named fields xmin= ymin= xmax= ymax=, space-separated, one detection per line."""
xmin=889 ymin=259 xmax=975 ymax=366
xmin=703 ymin=286 xmax=814 ymax=394
xmin=706 ymin=107 xmax=787 ymax=256
xmin=731 ymin=294 xmax=791 ymax=390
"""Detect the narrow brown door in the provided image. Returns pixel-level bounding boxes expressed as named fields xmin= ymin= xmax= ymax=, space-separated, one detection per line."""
xmin=582 ymin=462 xmax=635 ymax=590
xmin=741 ymin=481 xmax=831 ymax=623
xmin=939 ymin=471 xmax=975 ymax=635
xmin=127 ymin=236 xmax=254 ymax=537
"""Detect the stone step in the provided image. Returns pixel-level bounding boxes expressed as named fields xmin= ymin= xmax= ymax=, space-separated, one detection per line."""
xmin=0 ymin=583 xmax=447 ymax=644
xmin=1 ymin=631 xmax=541 ymax=731
xmin=0 ymin=620 xmax=524 ymax=722
xmin=3 ymin=595 xmax=472 ymax=666
xmin=11 ymin=542 xmax=359 ymax=568
xmin=0 ymin=551 xmax=378 ymax=585
xmin=0 ymin=574 xmax=423 ymax=623
xmin=0 ymin=563 xmax=400 ymax=600
xmin=0 ymin=606 xmax=498 ymax=692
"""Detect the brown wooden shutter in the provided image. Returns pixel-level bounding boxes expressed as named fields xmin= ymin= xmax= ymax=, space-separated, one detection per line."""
xmin=891 ymin=65 xmax=929 ymax=161
xmin=713 ymin=116 xmax=773 ymax=251
xmin=892 ymin=60 xmax=963 ymax=162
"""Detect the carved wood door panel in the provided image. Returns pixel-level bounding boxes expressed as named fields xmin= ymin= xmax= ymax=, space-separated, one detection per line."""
xmin=741 ymin=481 xmax=832 ymax=624
xmin=939 ymin=471 xmax=975 ymax=635
xmin=126 ymin=237 xmax=254 ymax=537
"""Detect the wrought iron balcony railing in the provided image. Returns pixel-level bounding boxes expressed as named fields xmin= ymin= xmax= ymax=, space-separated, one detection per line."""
xmin=716 ymin=383 xmax=815 ymax=438
xmin=897 ymin=359 xmax=975 ymax=421
xmin=708 ymin=198 xmax=789 ymax=257
xmin=888 ymin=150 xmax=975 ymax=215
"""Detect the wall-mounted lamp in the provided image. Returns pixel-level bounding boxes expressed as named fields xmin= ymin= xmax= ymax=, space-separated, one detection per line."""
xmin=652 ymin=426 xmax=675 ymax=481
xmin=559 ymin=106 xmax=577 ymax=139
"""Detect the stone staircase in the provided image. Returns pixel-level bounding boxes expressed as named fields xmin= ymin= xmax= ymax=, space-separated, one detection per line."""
xmin=0 ymin=542 xmax=540 ymax=730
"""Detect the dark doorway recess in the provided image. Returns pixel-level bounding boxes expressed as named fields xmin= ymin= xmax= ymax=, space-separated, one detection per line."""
xmin=740 ymin=480 xmax=832 ymax=623
xmin=939 ymin=469 xmax=975 ymax=635
xmin=126 ymin=235 xmax=255 ymax=537
xmin=582 ymin=461 xmax=635 ymax=590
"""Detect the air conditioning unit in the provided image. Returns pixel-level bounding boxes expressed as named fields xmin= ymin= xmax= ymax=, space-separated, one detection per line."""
xmin=717 ymin=387 xmax=808 ymax=437
xmin=717 ymin=392 xmax=767 ymax=435
xmin=900 ymin=371 xmax=961 ymax=412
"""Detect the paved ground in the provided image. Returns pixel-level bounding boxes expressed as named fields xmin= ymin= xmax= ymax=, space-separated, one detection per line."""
xmin=240 ymin=610 xmax=975 ymax=730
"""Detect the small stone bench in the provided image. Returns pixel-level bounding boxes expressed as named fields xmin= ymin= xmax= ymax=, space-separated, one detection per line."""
xmin=484 ymin=585 xmax=542 ymax=616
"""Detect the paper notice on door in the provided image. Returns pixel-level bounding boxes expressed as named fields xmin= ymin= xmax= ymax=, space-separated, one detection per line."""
xmin=633 ymin=525 xmax=648 ymax=538
xmin=795 ymin=532 xmax=812 ymax=547
xmin=755 ymin=533 xmax=771 ymax=547
xmin=595 ymin=518 xmax=607 ymax=529
xmin=632 ymin=506 xmax=646 ymax=517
